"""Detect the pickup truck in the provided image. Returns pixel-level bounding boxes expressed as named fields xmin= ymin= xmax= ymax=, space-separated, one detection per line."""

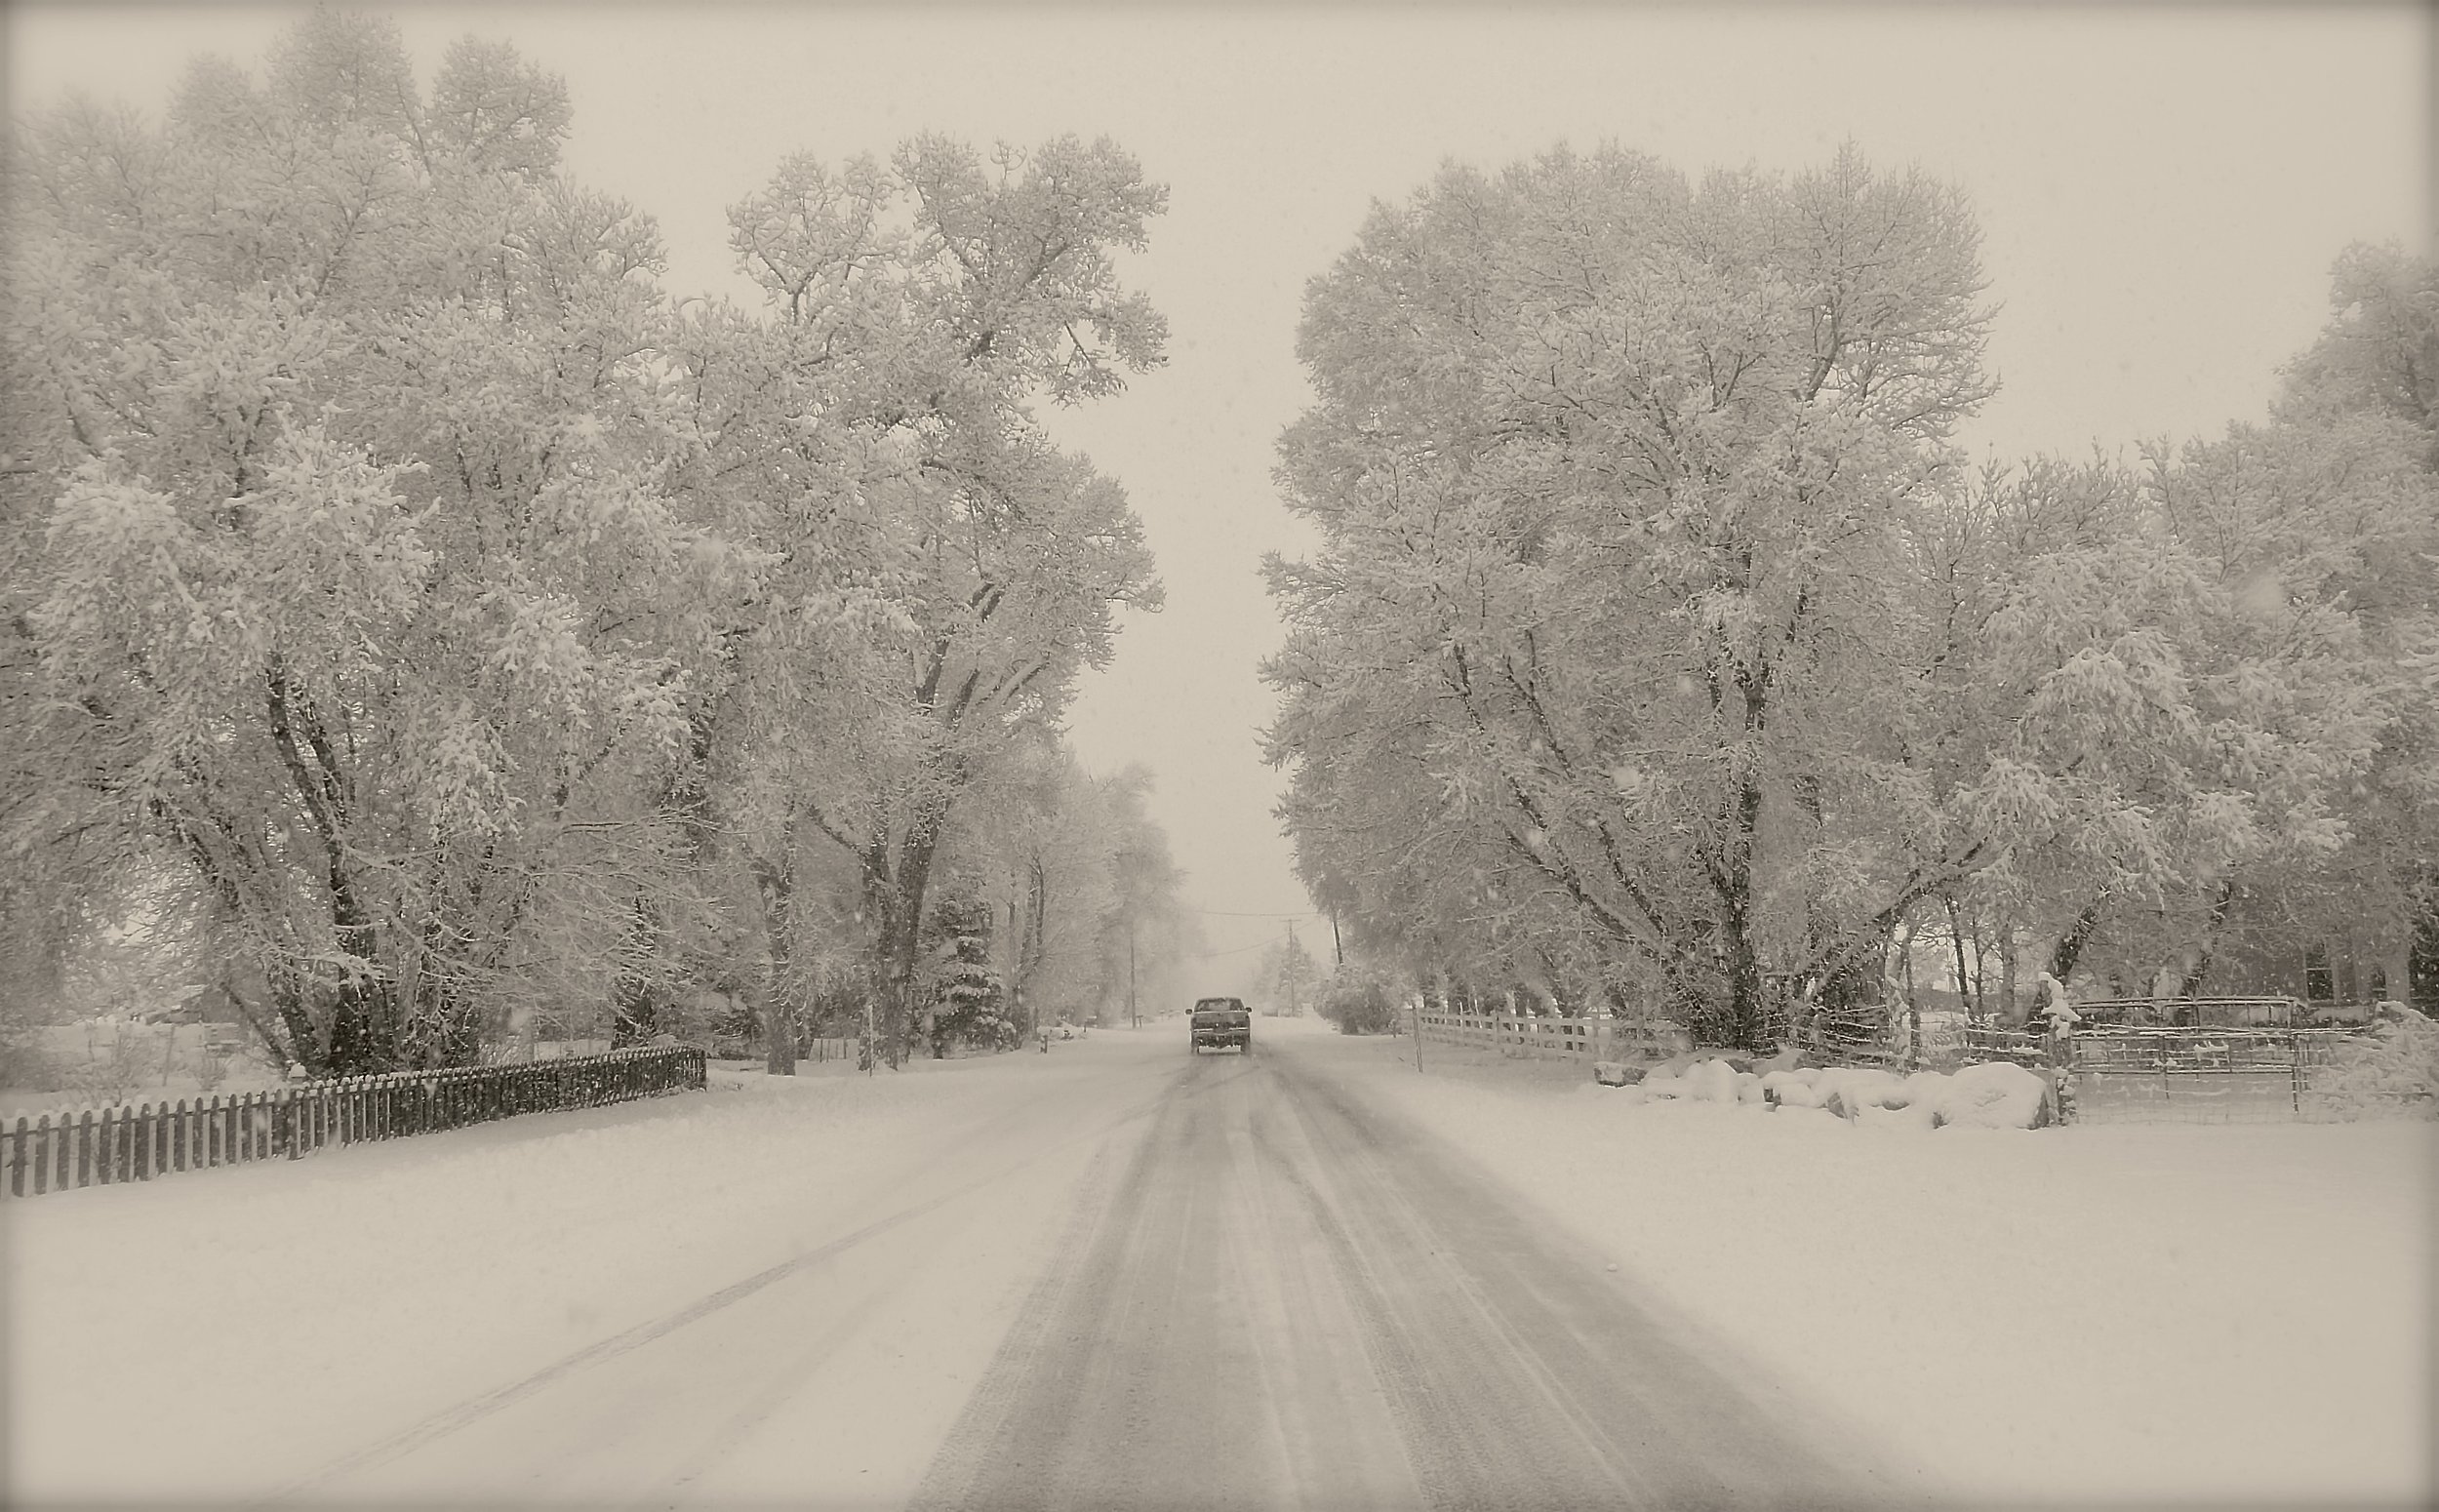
xmin=1190 ymin=997 xmax=1253 ymax=1054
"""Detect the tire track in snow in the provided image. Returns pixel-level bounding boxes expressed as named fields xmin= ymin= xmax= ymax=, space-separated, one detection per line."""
xmin=917 ymin=1037 xmax=1889 ymax=1510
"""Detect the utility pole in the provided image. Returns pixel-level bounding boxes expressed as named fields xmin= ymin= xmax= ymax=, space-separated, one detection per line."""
xmin=1127 ymin=919 xmax=1139 ymax=1029
xmin=1286 ymin=921 xmax=1299 ymax=1017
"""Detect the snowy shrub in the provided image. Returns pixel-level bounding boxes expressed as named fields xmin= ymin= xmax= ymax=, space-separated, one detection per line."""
xmin=1735 ymin=1072 xmax=1770 ymax=1105
xmin=193 ymin=1042 xmax=232 ymax=1094
xmin=1817 ymin=1068 xmax=1908 ymax=1120
xmin=1900 ymin=1070 xmax=1953 ymax=1109
xmin=1639 ymin=1073 xmax=1688 ymax=1100
xmin=1932 ymin=1061 xmax=2052 ymax=1129
xmin=0 ymin=1020 xmax=64 ymax=1093
xmin=1323 ymin=980 xmax=1399 ymax=1036
xmin=1749 ymin=1045 xmax=1812 ymax=1076
xmin=64 ymin=1019 xmax=159 ymax=1102
xmin=1763 ymin=1069 xmax=1827 ymax=1108
xmin=1683 ymin=1058 xmax=1741 ymax=1103
xmin=1858 ymin=1101 xmax=1939 ymax=1133
xmin=2312 ymin=1013 xmax=2439 ymax=1119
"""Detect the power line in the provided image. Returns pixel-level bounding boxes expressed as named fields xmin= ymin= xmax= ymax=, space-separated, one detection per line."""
xmin=1185 ymin=906 xmax=1326 ymax=919
xmin=1202 ymin=933 xmax=1290 ymax=959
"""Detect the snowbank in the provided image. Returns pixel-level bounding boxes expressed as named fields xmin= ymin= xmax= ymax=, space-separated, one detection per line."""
xmin=1653 ymin=1055 xmax=2054 ymax=1128
xmin=1315 ymin=1030 xmax=2435 ymax=1508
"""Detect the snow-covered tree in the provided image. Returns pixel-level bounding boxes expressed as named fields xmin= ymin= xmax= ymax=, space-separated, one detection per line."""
xmin=1268 ymin=144 xmax=1999 ymax=1048
xmin=1266 ymin=147 xmax=2431 ymax=1046
xmin=1929 ymin=251 xmax=2436 ymax=1006
xmin=919 ymin=892 xmax=1012 ymax=1054
xmin=1085 ymin=768 xmax=1196 ymax=1022
xmin=1250 ymin=935 xmax=1324 ymax=1015
xmin=687 ymin=136 xmax=1168 ymax=1067
xmin=3 ymin=17 xmax=1191 ymax=1076
xmin=951 ymin=739 xmax=1122 ymax=1036
xmin=7 ymin=19 xmax=744 ymax=1072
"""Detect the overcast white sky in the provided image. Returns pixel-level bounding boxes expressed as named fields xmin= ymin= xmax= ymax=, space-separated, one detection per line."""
xmin=9 ymin=4 xmax=2431 ymax=975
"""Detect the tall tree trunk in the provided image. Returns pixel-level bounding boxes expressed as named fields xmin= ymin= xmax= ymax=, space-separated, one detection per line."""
xmin=1997 ymin=909 xmax=2018 ymax=1027
xmin=2410 ymin=898 xmax=2439 ymax=1015
xmin=1714 ymin=668 xmax=1770 ymax=1051
xmin=1025 ymin=857 xmax=1048 ymax=1015
xmin=758 ymin=812 xmax=802 ymax=1076
xmin=866 ymin=819 xmax=943 ymax=1069
xmin=2178 ymin=881 xmax=2239 ymax=999
xmin=611 ymin=893 xmax=661 ymax=1047
xmin=1944 ymin=893 xmax=1973 ymax=1020
xmin=2050 ymin=895 xmax=2107 ymax=981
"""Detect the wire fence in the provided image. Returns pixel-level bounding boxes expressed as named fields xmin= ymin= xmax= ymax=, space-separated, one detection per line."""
xmin=1414 ymin=999 xmax=2416 ymax=1126
xmin=1798 ymin=1014 xmax=2392 ymax=1125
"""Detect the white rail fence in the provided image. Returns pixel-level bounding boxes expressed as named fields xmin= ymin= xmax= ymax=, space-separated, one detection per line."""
xmin=1414 ymin=1011 xmax=1686 ymax=1063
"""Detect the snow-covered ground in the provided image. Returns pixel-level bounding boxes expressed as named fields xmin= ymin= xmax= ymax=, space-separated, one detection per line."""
xmin=1295 ymin=1017 xmax=2436 ymax=1509
xmin=9 ymin=1013 xmax=2429 ymax=1509
xmin=4 ymin=1037 xmax=1156 ymax=1508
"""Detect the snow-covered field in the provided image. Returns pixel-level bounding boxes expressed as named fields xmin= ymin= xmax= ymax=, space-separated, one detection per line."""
xmin=1297 ymin=1018 xmax=2437 ymax=1509
xmin=3 ymin=1040 xmax=1148 ymax=1508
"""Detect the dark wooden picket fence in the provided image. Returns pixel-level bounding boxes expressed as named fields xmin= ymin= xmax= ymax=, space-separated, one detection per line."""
xmin=1 ymin=1045 xmax=706 ymax=1200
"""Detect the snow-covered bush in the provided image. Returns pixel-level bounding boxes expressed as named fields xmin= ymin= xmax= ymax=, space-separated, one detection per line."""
xmin=1682 ymin=1058 xmax=1741 ymax=1103
xmin=1858 ymin=1101 xmax=1939 ymax=1132
xmin=0 ymin=1019 xmax=63 ymax=1093
xmin=66 ymin=1019 xmax=156 ymax=1103
xmin=1321 ymin=977 xmax=1399 ymax=1036
xmin=2312 ymin=1012 xmax=2439 ymax=1119
xmin=1817 ymin=1068 xmax=1909 ymax=1120
xmin=1616 ymin=1048 xmax=2057 ymax=1129
xmin=1761 ymin=1068 xmax=1827 ymax=1108
xmin=1932 ymin=1062 xmax=2053 ymax=1129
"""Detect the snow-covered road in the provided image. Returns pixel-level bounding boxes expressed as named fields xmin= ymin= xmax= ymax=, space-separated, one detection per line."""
xmin=9 ymin=1016 xmax=2427 ymax=1509
xmin=913 ymin=1033 xmax=1876 ymax=1511
xmin=10 ymin=1022 xmax=1880 ymax=1509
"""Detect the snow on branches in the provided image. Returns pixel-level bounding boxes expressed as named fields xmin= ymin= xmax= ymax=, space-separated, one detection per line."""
xmin=1265 ymin=145 xmax=2438 ymax=1045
